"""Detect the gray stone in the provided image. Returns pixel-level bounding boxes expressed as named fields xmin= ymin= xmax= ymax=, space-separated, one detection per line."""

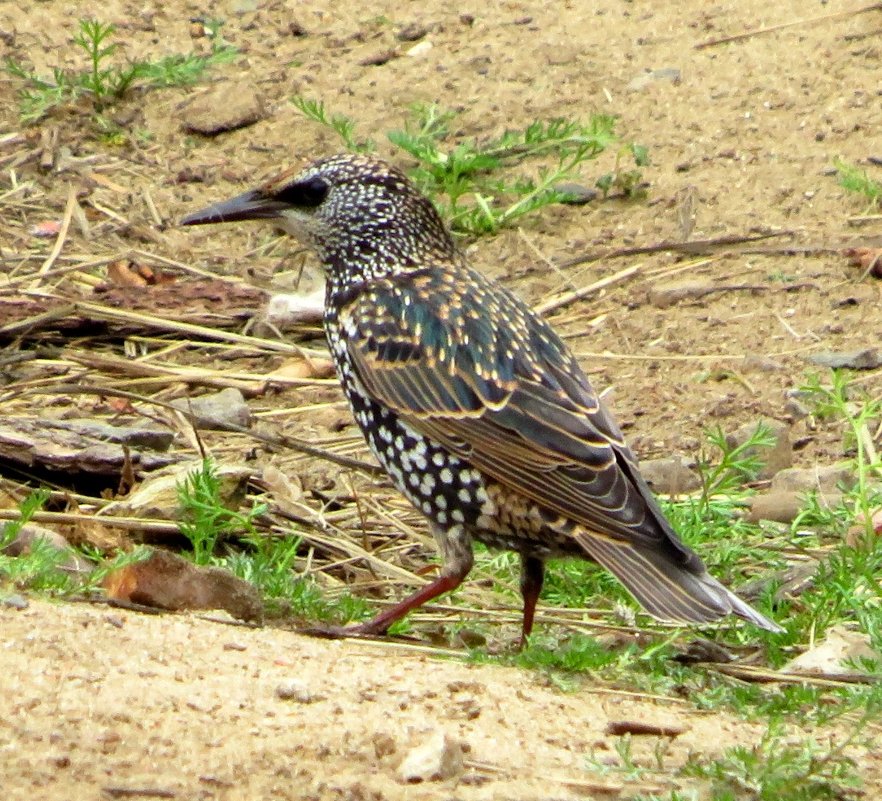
xmin=555 ymin=182 xmax=599 ymax=205
xmin=3 ymin=593 xmax=29 ymax=610
xmin=171 ymin=387 xmax=251 ymax=430
xmin=806 ymin=348 xmax=882 ymax=370
xmin=627 ymin=67 xmax=681 ymax=91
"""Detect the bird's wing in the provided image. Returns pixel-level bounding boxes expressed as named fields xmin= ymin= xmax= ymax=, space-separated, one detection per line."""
xmin=339 ymin=267 xmax=701 ymax=570
xmin=336 ymin=269 xmax=793 ymax=629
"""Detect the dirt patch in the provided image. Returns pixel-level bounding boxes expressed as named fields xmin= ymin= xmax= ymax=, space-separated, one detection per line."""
xmin=4 ymin=598 xmax=771 ymax=800
xmin=2 ymin=0 xmax=882 ymax=797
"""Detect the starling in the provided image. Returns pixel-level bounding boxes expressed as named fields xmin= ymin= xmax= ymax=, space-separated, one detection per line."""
xmin=181 ymin=153 xmax=782 ymax=641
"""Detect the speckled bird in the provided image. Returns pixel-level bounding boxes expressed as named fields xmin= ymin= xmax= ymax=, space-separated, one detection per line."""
xmin=181 ymin=153 xmax=782 ymax=642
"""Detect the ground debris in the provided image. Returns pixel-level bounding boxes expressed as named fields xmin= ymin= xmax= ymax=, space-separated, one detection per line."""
xmin=784 ymin=624 xmax=881 ymax=677
xmin=397 ymin=727 xmax=464 ymax=783
xmin=103 ymin=547 xmax=263 ymax=622
xmin=605 ymin=719 xmax=688 ymax=737
xmin=0 ymin=415 xmax=178 ymax=476
xmin=0 ymin=281 xmax=265 ymax=343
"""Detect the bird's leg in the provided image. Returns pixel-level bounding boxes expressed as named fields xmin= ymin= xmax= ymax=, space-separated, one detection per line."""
xmin=305 ymin=525 xmax=474 ymax=639
xmin=518 ymin=555 xmax=545 ymax=649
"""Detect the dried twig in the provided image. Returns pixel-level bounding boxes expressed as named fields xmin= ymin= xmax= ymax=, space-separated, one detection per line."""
xmin=695 ymin=2 xmax=882 ymax=49
xmin=35 ymin=183 xmax=77 ymax=281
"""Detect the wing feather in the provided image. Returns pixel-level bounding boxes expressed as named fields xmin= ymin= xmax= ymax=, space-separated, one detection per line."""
xmin=338 ymin=269 xmax=693 ymax=562
xmin=332 ymin=268 xmax=783 ymax=631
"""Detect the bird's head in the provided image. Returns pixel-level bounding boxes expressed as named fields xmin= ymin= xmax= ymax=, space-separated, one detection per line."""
xmin=181 ymin=153 xmax=457 ymax=281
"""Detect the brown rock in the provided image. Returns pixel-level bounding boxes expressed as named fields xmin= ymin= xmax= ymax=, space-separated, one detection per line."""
xmin=640 ymin=456 xmax=701 ymax=495
xmin=3 ymin=524 xmax=93 ymax=576
xmin=770 ymin=464 xmax=856 ymax=494
xmin=103 ymin=548 xmax=262 ymax=622
xmin=745 ymin=490 xmax=842 ymax=523
xmin=181 ymin=83 xmax=267 ymax=135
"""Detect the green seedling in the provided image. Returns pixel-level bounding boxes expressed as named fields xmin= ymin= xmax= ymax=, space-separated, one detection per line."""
xmin=4 ymin=17 xmax=238 ymax=122
xmin=833 ymin=158 xmax=881 ymax=210
xmin=292 ymin=98 xmax=648 ymax=234
xmin=176 ymin=459 xmax=266 ymax=565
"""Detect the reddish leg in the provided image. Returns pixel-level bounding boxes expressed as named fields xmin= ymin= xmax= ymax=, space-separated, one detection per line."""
xmin=518 ymin=555 xmax=545 ymax=649
xmin=305 ymin=525 xmax=474 ymax=640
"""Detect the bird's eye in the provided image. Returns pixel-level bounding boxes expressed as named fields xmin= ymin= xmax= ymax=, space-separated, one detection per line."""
xmin=273 ymin=175 xmax=329 ymax=208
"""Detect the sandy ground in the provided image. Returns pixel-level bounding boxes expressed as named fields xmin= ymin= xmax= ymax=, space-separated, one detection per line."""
xmin=2 ymin=0 xmax=882 ymax=798
xmin=5 ymin=598 xmax=773 ymax=801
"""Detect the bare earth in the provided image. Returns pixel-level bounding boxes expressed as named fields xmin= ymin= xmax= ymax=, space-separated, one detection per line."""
xmin=2 ymin=0 xmax=882 ymax=798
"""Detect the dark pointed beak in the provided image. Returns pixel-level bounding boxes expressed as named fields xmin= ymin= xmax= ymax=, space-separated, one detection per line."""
xmin=180 ymin=189 xmax=289 ymax=226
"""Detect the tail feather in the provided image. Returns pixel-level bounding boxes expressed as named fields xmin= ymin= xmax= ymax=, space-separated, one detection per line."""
xmin=575 ymin=531 xmax=784 ymax=633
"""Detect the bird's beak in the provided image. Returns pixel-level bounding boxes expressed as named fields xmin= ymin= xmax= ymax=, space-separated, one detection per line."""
xmin=180 ymin=188 xmax=289 ymax=226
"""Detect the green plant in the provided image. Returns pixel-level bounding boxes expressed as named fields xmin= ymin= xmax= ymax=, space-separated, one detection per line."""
xmin=4 ymin=18 xmax=238 ymax=122
xmin=177 ymin=460 xmax=267 ymax=565
xmin=0 ymin=490 xmax=74 ymax=592
xmin=292 ymin=98 xmax=648 ymax=234
xmin=833 ymin=158 xmax=881 ymax=210
xmin=681 ymin=723 xmax=861 ymax=801
xmin=802 ymin=372 xmax=881 ymax=525
xmin=291 ymin=96 xmax=375 ymax=152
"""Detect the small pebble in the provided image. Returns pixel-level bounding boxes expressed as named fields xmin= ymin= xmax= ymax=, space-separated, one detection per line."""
xmin=275 ymin=679 xmax=315 ymax=703
xmin=3 ymin=594 xmax=29 ymax=610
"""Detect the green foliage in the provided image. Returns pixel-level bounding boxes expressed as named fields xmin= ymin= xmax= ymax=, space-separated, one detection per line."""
xmin=0 ymin=489 xmax=50 ymax=550
xmin=833 ymin=158 xmax=881 ymax=209
xmin=291 ymin=97 xmax=648 ymax=234
xmin=681 ymin=723 xmax=861 ymax=801
xmin=176 ymin=459 xmax=369 ymax=622
xmin=801 ymin=371 xmax=882 ymax=537
xmin=4 ymin=18 xmax=237 ymax=122
xmin=697 ymin=423 xmax=776 ymax=508
xmin=0 ymin=490 xmax=73 ymax=592
xmin=177 ymin=460 xmax=267 ymax=565
xmin=291 ymin=96 xmax=375 ymax=153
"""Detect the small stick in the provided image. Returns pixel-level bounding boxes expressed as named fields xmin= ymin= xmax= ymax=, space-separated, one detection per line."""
xmin=35 ymin=183 xmax=77 ymax=279
xmin=535 ymin=263 xmax=642 ymax=315
xmin=695 ymin=2 xmax=882 ymax=49
xmin=556 ymin=231 xmax=790 ymax=271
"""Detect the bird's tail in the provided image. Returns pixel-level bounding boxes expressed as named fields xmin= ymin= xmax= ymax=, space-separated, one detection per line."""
xmin=574 ymin=531 xmax=784 ymax=633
